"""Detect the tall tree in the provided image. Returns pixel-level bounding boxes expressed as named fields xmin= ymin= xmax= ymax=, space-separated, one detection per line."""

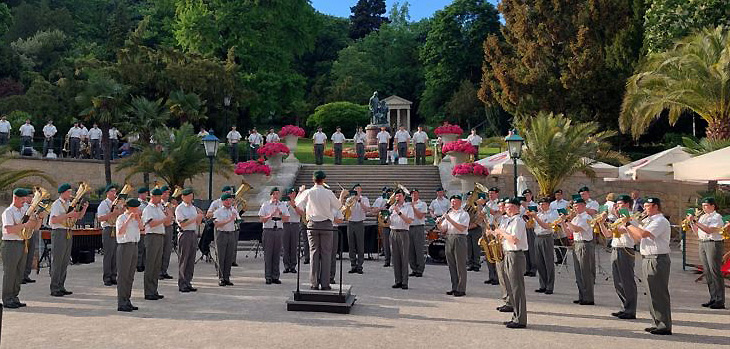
xmin=480 ymin=0 xmax=645 ymax=128
xmin=349 ymin=0 xmax=389 ymax=40
xmin=643 ymin=0 xmax=730 ymax=54
xmin=620 ymin=27 xmax=730 ymax=141
xmin=420 ymin=0 xmax=500 ymax=122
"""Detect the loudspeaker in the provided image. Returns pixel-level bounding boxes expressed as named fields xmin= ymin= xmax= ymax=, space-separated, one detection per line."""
xmin=72 ymin=250 xmax=95 ymax=264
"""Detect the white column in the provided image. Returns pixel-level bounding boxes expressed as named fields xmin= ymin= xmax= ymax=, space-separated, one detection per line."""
xmin=406 ymin=107 xmax=411 ymax=130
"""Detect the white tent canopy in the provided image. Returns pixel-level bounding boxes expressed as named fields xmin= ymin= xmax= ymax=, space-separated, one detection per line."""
xmin=476 ymin=151 xmax=617 ymax=177
xmin=673 ymin=146 xmax=730 ymax=181
xmin=617 ymin=146 xmax=692 ymax=181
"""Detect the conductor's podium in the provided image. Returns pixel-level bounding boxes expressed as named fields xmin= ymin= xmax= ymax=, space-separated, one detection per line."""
xmin=286 ymin=285 xmax=356 ymax=314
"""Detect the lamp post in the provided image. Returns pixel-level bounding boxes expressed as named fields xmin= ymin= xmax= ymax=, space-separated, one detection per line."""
xmin=505 ymin=129 xmax=524 ymax=197
xmin=202 ymin=131 xmax=220 ymax=201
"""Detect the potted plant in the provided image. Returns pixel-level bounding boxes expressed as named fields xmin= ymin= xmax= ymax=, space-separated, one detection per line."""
xmin=452 ymin=162 xmax=489 ymax=192
xmin=257 ymin=142 xmax=290 ymax=170
xmin=234 ymin=159 xmax=271 ymax=186
xmin=435 ymin=124 xmax=463 ymax=143
xmin=278 ymin=125 xmax=305 ymax=162
xmin=442 ymin=140 xmax=477 ymax=165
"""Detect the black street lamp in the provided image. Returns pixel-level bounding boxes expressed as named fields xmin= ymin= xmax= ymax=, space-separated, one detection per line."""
xmin=202 ymin=131 xmax=220 ymax=201
xmin=505 ymin=129 xmax=524 ymax=197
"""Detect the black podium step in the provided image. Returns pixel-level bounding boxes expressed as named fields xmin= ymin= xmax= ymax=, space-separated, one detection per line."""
xmin=286 ymin=285 xmax=357 ymax=314
xmin=294 ymin=284 xmax=352 ymax=302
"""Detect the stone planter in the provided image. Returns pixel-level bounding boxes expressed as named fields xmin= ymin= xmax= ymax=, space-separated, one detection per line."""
xmin=440 ymin=134 xmax=460 ymax=162
xmin=458 ymin=174 xmax=484 ymax=193
xmin=267 ymin=153 xmax=285 ymax=170
xmin=449 ymin=151 xmax=471 ymax=165
xmin=245 ymin=173 xmax=270 ymax=188
xmin=283 ymin=135 xmax=299 ymax=162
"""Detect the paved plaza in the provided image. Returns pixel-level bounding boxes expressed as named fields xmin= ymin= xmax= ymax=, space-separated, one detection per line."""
xmin=0 ymin=249 xmax=727 ymax=348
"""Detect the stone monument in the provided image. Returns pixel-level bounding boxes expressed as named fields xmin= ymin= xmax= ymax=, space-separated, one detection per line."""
xmin=366 ymin=91 xmax=390 ymax=146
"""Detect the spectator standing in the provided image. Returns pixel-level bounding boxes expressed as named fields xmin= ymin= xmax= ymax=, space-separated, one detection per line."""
xmin=227 ymin=126 xmax=242 ymax=163
xmin=42 ymin=120 xmax=57 ymax=156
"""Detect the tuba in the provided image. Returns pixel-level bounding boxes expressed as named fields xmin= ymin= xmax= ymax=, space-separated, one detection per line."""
xmin=479 ymin=231 xmax=504 ymax=263
xmin=234 ymin=179 xmax=252 ymax=212
xmin=65 ymin=182 xmax=91 ymax=227
xmin=20 ymin=187 xmax=52 ymax=251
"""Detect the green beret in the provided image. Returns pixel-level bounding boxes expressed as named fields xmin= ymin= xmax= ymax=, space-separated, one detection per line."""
xmin=313 ymin=170 xmax=326 ymax=180
xmin=351 ymin=183 xmax=361 ymax=190
xmin=701 ymin=197 xmax=716 ymax=205
xmin=578 ymin=186 xmax=590 ymax=193
xmin=522 ymin=189 xmax=532 ymax=195
xmin=151 ymin=188 xmax=163 ymax=196
xmin=506 ymin=197 xmax=521 ymax=206
xmin=221 ymin=193 xmax=234 ymax=200
xmin=105 ymin=184 xmax=118 ymax=193
xmin=160 ymin=185 xmax=170 ymax=192
xmin=181 ymin=188 xmax=194 ymax=196
xmin=222 ymin=185 xmax=233 ymax=192
xmin=137 ymin=187 xmax=149 ymax=194
xmin=394 ymin=189 xmax=405 ymax=195
xmin=477 ymin=193 xmax=486 ymax=200
xmin=58 ymin=183 xmax=72 ymax=193
xmin=436 ymin=187 xmax=444 ymax=192
xmin=285 ymin=188 xmax=296 ymax=195
xmin=126 ymin=198 xmax=141 ymax=207
xmin=517 ymin=196 xmax=526 ymax=202
xmin=489 ymin=187 xmax=500 ymax=193
xmin=349 ymin=190 xmax=357 ymax=196
xmin=13 ymin=188 xmax=30 ymax=197
xmin=449 ymin=195 xmax=462 ymax=200
xmin=270 ymin=187 xmax=280 ymax=195
xmin=574 ymin=198 xmax=586 ymax=204
xmin=538 ymin=197 xmax=551 ymax=204
xmin=554 ymin=189 xmax=563 ymax=194
xmin=281 ymin=196 xmax=290 ymax=202
xmin=382 ymin=186 xmax=389 ymax=192
xmin=467 ymin=191 xmax=473 ymax=196
xmin=646 ymin=197 xmax=661 ymax=205
xmin=411 ymin=188 xmax=419 ymax=193
xmin=617 ymin=194 xmax=632 ymax=203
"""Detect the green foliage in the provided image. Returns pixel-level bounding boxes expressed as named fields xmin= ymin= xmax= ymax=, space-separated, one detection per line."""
xmin=518 ymin=112 xmax=628 ymax=196
xmin=681 ymin=137 xmax=730 ymax=155
xmin=643 ymin=0 xmax=730 ymax=53
xmin=123 ymin=96 xmax=170 ymax=146
xmin=421 ymin=0 xmax=500 ymax=121
xmin=620 ymin=27 xmax=730 ymax=141
xmin=117 ymin=123 xmax=232 ymax=188
xmin=0 ymin=146 xmax=55 ymax=190
xmin=349 ymin=0 xmax=389 ymax=40
xmin=444 ymin=80 xmax=484 ymax=129
xmin=10 ymin=29 xmax=68 ymax=72
xmin=3 ymin=1 xmax=73 ymax=42
xmin=306 ymin=102 xmax=369 ymax=135
xmin=0 ymin=3 xmax=11 ymax=38
xmin=166 ymin=90 xmax=207 ymax=125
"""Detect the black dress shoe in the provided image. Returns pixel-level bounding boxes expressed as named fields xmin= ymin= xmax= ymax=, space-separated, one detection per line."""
xmin=131 ymin=305 xmax=139 ymax=310
xmin=265 ymin=279 xmax=272 ymax=285
xmin=611 ymin=311 xmax=625 ymax=317
xmin=21 ymin=279 xmax=26 ymax=284
xmin=498 ymin=306 xmax=514 ymax=313
xmin=649 ymin=329 xmax=672 ymax=335
xmin=573 ymin=300 xmax=582 ymax=304
xmin=310 ymin=285 xmax=319 ymax=290
xmin=290 ymin=269 xmax=297 ymax=274
xmin=525 ymin=271 xmax=536 ymax=277
xmin=104 ymin=282 xmax=114 ymax=287
xmin=392 ymin=283 xmax=403 ymax=288
xmin=272 ymin=279 xmax=282 ymax=284
xmin=617 ymin=313 xmax=636 ymax=319
xmin=303 ymin=260 xmax=310 ymax=264
xmin=356 ymin=269 xmax=363 ymax=274
xmin=137 ymin=266 xmax=144 ymax=272
xmin=446 ymin=290 xmax=455 ymax=295
xmin=505 ymin=322 xmax=526 ymax=329
xmin=219 ymin=281 xmax=227 ymax=286
xmin=466 ymin=266 xmax=475 ymax=271
xmin=320 ymin=286 xmax=332 ymax=291
xmin=51 ymin=292 xmax=65 ymax=297
xmin=409 ymin=272 xmax=418 ymax=277
xmin=453 ymin=291 xmax=465 ymax=297
xmin=644 ymin=327 xmax=656 ymax=333
xmin=283 ymin=269 xmax=291 ymax=274
xmin=472 ymin=268 xmax=480 ymax=272
xmin=535 ymin=288 xmax=546 ymax=293
xmin=156 ymin=294 xmax=164 ymax=299
xmin=179 ymin=288 xmax=191 ymax=293
xmin=490 ymin=280 xmax=500 ymax=285
xmin=144 ymin=295 xmax=160 ymax=300
xmin=164 ymin=274 xmax=174 ymax=279
xmin=709 ymin=303 xmax=725 ymax=309
xmin=118 ymin=306 xmax=133 ymax=312
xmin=232 ymin=262 xmax=239 ymax=267
xmin=414 ymin=272 xmax=423 ymax=277
xmin=544 ymin=290 xmax=553 ymax=294
xmin=401 ymin=285 xmax=409 ymax=290
xmin=383 ymin=263 xmax=390 ymax=267
xmin=22 ymin=277 xmax=35 ymax=284
xmin=225 ymin=281 xmax=234 ymax=286
xmin=348 ymin=269 xmax=357 ymax=274
xmin=701 ymin=300 xmax=714 ymax=307
xmin=188 ymin=287 xmax=197 ymax=292
xmin=3 ymin=303 xmax=19 ymax=309
xmin=110 ymin=280 xmax=118 ymax=285
xmin=62 ymin=290 xmax=73 ymax=295
xmin=579 ymin=301 xmax=595 ymax=305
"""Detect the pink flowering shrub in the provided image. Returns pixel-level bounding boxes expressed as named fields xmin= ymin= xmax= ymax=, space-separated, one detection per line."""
xmin=452 ymin=163 xmax=489 ymax=177
xmin=235 ymin=160 xmax=271 ymax=176
xmin=257 ymin=142 xmax=290 ymax=157
xmin=278 ymin=125 xmax=306 ymax=138
xmin=442 ymin=140 xmax=477 ymax=155
xmin=434 ymin=125 xmax=463 ymax=136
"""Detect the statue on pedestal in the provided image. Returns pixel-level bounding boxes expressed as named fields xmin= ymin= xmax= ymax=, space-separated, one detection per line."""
xmin=369 ymin=91 xmax=389 ymax=126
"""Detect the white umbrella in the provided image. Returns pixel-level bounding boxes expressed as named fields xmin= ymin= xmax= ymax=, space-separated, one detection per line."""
xmin=617 ymin=146 xmax=692 ymax=181
xmin=673 ymin=146 xmax=730 ymax=181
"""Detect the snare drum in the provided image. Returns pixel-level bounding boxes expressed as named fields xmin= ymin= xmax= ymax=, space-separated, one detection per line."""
xmin=428 ymin=238 xmax=446 ymax=263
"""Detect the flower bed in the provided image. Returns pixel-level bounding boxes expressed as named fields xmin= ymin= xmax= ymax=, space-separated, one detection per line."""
xmin=234 ymin=160 xmax=271 ymax=176
xmin=278 ymin=125 xmax=305 ymax=138
xmin=324 ymin=147 xmax=433 ymax=159
xmin=434 ymin=125 xmax=463 ymax=136
xmin=442 ymin=140 xmax=477 ymax=155
xmin=452 ymin=162 xmax=489 ymax=176
xmin=257 ymin=142 xmax=290 ymax=157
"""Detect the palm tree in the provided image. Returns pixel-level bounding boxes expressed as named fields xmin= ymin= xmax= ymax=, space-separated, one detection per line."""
xmin=118 ymin=123 xmax=231 ymax=188
xmin=519 ymin=112 xmax=628 ymax=196
xmin=166 ymin=90 xmax=207 ymax=125
xmin=75 ymin=73 xmax=128 ymax=185
xmin=122 ymin=96 xmax=170 ymax=186
xmin=620 ymin=26 xmax=730 ymax=141
xmin=0 ymin=147 xmax=55 ymax=190
xmin=681 ymin=136 xmax=730 ymax=155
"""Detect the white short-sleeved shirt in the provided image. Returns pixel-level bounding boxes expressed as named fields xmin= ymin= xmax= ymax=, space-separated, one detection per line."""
xmin=697 ymin=211 xmax=724 ymax=241
xmin=79 ymin=127 xmax=89 ymax=138
xmin=49 ymin=198 xmax=71 ymax=229
xmin=88 ymin=127 xmax=102 ymax=140
xmin=499 ymin=214 xmax=528 ymax=251
xmin=67 ymin=126 xmax=81 ymax=138
xmin=348 ymin=196 xmax=370 ymax=222
xmin=175 ymin=202 xmax=200 ymax=230
xmin=2 ymin=205 xmax=25 ymax=241
xmin=332 ymin=209 xmax=345 ymax=227
xmin=214 ymin=205 xmax=240 ymax=231
xmin=248 ymin=133 xmax=263 ymax=146
xmin=258 ymin=200 xmax=289 ymax=229
xmin=388 ymin=203 xmax=414 ymax=230
xmin=611 ymin=220 xmax=636 ymax=248
xmin=585 ymin=198 xmax=600 ymax=213
xmin=312 ymin=132 xmax=327 ymax=144
xmin=441 ymin=209 xmax=470 ymax=235
xmin=409 ymin=200 xmax=428 ymax=225
xmin=286 ymin=201 xmax=301 ymax=223
xmin=394 ymin=130 xmax=410 ymax=143
xmin=43 ymin=125 xmax=57 ymax=137
xmin=639 ymin=213 xmax=671 ymax=255
xmin=353 ymin=132 xmax=367 ymax=144
xmin=550 ymin=199 xmax=569 ymax=211
xmin=109 ymin=128 xmax=121 ymax=140
xmin=376 ymin=131 xmax=391 ymax=144
xmin=372 ymin=196 xmax=388 ymax=209
xmin=207 ymin=199 xmax=223 ymax=215
xmin=227 ymin=131 xmax=242 ymax=143
xmin=330 ymin=132 xmax=346 ymax=144
xmin=535 ymin=210 xmax=559 ymax=236
xmin=467 ymin=134 xmax=482 ymax=147
xmin=266 ymin=133 xmax=280 ymax=143
xmin=96 ymin=198 xmax=116 ymax=228
xmin=0 ymin=120 xmax=11 ymax=133
xmin=142 ymin=202 xmax=166 ymax=235
xmin=429 ymin=197 xmax=450 ymax=217
xmin=412 ymin=131 xmax=428 ymax=144
xmin=116 ymin=212 xmax=141 ymax=244
xmin=19 ymin=124 xmax=34 ymax=137
xmin=571 ymin=212 xmax=593 ymax=241
xmin=295 ymin=185 xmax=341 ymax=222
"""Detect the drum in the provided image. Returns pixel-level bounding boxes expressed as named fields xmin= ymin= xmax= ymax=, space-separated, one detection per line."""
xmin=428 ymin=238 xmax=446 ymax=263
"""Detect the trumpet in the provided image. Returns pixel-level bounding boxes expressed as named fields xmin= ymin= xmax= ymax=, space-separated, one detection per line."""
xmin=590 ymin=211 xmax=608 ymax=236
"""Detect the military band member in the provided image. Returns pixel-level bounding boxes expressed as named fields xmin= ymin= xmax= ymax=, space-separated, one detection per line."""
xmin=214 ymin=193 xmax=240 ymax=286
xmin=159 ymin=186 xmax=175 ymax=280
xmin=19 ymin=119 xmax=35 ymax=150
xmin=408 ymin=189 xmax=427 ymax=277
xmin=394 ymin=126 xmax=410 ymax=164
xmin=2 ymin=188 xmax=36 ymax=308
xmin=563 ymin=198 xmax=595 ymax=305
xmin=115 ymin=198 xmax=143 ymax=311
xmin=494 ymin=199 xmax=513 ymax=311
xmin=377 ymin=127 xmax=391 ymax=165
xmin=283 ymin=188 xmax=306 ymax=271
xmin=529 ymin=197 xmax=558 ymax=294
xmin=550 ymin=189 xmax=570 ymax=264
xmin=599 ymin=195 xmax=637 ymax=319
xmin=412 ymin=126 xmax=429 ymax=165
xmin=353 ymin=127 xmax=367 ymax=165
xmin=494 ymin=198 xmax=528 ymax=328
xmin=49 ymin=183 xmax=88 ymax=296
xmin=312 ymin=127 xmax=327 ymax=165
xmin=429 ymin=187 xmax=449 ymax=218
xmin=42 ymin=120 xmax=57 ymax=157
xmin=294 ymin=170 xmax=342 ymax=290
xmin=258 ymin=187 xmax=290 ymax=284
xmin=483 ymin=187 xmax=501 ymax=285
xmin=175 ymin=188 xmax=203 ymax=292
xmin=389 ymin=189 xmax=414 ymax=289
xmin=248 ymin=128 xmax=263 ymax=161
xmin=347 ymin=184 xmax=370 ymax=274
xmin=97 ymin=185 xmax=123 ymax=286
xmin=67 ymin=122 xmax=82 ymax=158
xmin=373 ymin=187 xmax=393 ymax=267
xmin=136 ymin=187 xmax=150 ymax=272
xmin=625 ymin=197 xmax=672 ymax=335
xmin=578 ymin=187 xmax=600 ymax=215
xmin=22 ymin=192 xmax=39 ymax=284
xmin=207 ymin=186 xmax=237 ymax=266
xmin=331 ymin=127 xmax=346 ymax=165
xmin=0 ymin=115 xmax=11 ymax=145
xmin=689 ymin=197 xmax=725 ymax=309
xmin=142 ymin=188 xmax=171 ymax=300
xmin=438 ymin=195 xmax=469 ymax=296
xmin=521 ymin=190 xmax=537 ymax=277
